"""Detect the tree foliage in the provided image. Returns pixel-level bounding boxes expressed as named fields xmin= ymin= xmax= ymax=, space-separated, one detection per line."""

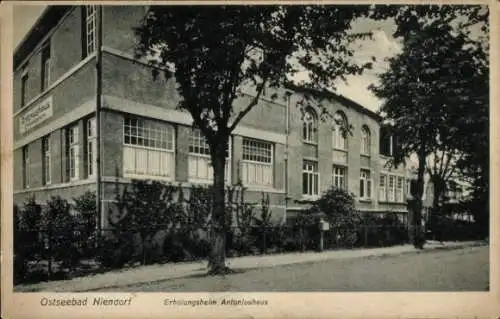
xmin=134 ymin=6 xmax=374 ymax=138
xmin=134 ymin=5 xmax=376 ymax=273
xmin=369 ymin=5 xmax=489 ymax=244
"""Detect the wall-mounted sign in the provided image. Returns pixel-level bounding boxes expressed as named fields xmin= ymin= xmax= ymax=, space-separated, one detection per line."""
xmin=19 ymin=96 xmax=53 ymax=134
xmin=319 ymin=219 xmax=330 ymax=231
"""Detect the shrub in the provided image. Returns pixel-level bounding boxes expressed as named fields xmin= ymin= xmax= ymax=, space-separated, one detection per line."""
xmin=304 ymin=186 xmax=362 ymax=248
xmin=357 ymin=213 xmax=408 ymax=247
xmin=72 ymin=192 xmax=98 ymax=258
xmin=42 ymin=196 xmax=81 ymax=270
xmin=97 ymin=233 xmax=135 ymax=269
xmin=252 ymin=194 xmax=273 ymax=254
xmin=109 ymin=180 xmax=181 ymax=265
xmin=232 ymin=185 xmax=258 ymax=255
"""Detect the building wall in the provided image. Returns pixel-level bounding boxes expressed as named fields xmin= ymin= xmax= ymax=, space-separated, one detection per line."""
xmin=13 ymin=7 xmax=86 ymax=112
xmin=13 ymin=5 xmax=410 ymax=221
xmin=14 ymin=182 xmax=96 ymax=208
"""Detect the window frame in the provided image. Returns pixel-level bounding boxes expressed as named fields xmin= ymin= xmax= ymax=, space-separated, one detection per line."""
xmin=388 ymin=175 xmax=396 ymax=202
xmin=122 ymin=116 xmax=176 ymax=180
xmin=332 ymin=165 xmax=347 ymax=190
xmin=241 ymin=137 xmax=274 ymax=187
xmin=332 ymin=111 xmax=348 ymax=151
xmin=86 ymin=117 xmax=97 ymax=178
xmin=21 ymin=68 xmax=29 ymax=107
xmin=42 ymin=136 xmax=51 ymax=185
xmin=302 ymin=160 xmax=320 ymax=197
xmin=123 ymin=117 xmax=175 ymax=151
xmin=41 ymin=42 xmax=51 ymax=92
xmin=379 ymin=174 xmax=387 ymax=202
xmin=22 ymin=145 xmax=30 ymax=188
xmin=397 ymin=177 xmax=405 ymax=202
xmin=242 ymin=138 xmax=273 ymax=164
xmin=188 ymin=128 xmax=232 ymax=184
xmin=67 ymin=125 xmax=80 ymax=181
xmin=359 ymin=169 xmax=372 ymax=200
xmin=302 ymin=108 xmax=318 ymax=144
xmin=361 ymin=125 xmax=371 ymax=156
xmin=83 ymin=5 xmax=97 ymax=58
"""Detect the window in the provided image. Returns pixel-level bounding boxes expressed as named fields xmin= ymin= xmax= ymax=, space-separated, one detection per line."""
xmin=67 ymin=125 xmax=80 ymax=180
xmin=397 ymin=177 xmax=404 ymax=202
xmin=379 ymin=174 xmax=387 ymax=201
xmin=379 ymin=126 xmax=394 ymax=156
xmin=388 ymin=175 xmax=396 ymax=202
xmin=302 ymin=161 xmax=319 ymax=197
xmin=188 ymin=128 xmax=231 ymax=184
xmin=332 ymin=165 xmax=346 ymax=190
xmin=83 ymin=5 xmax=97 ymax=57
xmin=361 ymin=126 xmax=371 ymax=155
xmin=42 ymin=136 xmax=51 ymax=185
xmin=21 ymin=68 xmax=28 ymax=107
xmin=407 ymin=179 xmax=412 ymax=196
xmin=241 ymin=138 xmax=273 ymax=187
xmin=86 ymin=117 xmax=97 ymax=178
xmin=302 ymin=108 xmax=318 ymax=144
xmin=332 ymin=111 xmax=348 ymax=150
xmin=22 ymin=145 xmax=30 ymax=188
xmin=41 ymin=43 xmax=51 ymax=91
xmin=360 ymin=169 xmax=372 ymax=200
xmin=123 ymin=116 xmax=175 ymax=179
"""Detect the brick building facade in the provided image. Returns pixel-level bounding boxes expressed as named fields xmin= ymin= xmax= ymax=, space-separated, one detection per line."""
xmin=13 ymin=5 xmax=410 ymax=228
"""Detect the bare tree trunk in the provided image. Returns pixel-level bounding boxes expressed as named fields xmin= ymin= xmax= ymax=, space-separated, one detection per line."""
xmin=208 ymin=142 xmax=228 ymax=275
xmin=413 ymin=146 xmax=426 ymax=249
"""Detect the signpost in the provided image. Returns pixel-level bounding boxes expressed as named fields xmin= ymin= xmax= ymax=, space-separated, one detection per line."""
xmin=319 ymin=218 xmax=330 ymax=251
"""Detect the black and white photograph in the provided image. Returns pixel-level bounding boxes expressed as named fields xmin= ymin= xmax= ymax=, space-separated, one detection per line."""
xmin=2 ymin=0 xmax=494 ymax=311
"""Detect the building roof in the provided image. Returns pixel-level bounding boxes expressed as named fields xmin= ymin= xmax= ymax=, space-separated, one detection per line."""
xmin=14 ymin=6 xmax=72 ymax=70
xmin=285 ymin=84 xmax=382 ymax=122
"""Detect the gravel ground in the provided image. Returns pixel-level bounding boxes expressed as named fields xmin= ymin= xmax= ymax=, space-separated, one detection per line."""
xmin=93 ymin=245 xmax=489 ymax=292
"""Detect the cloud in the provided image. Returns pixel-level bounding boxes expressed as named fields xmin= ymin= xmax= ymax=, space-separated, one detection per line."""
xmin=336 ymin=27 xmax=403 ymax=113
xmin=334 ymin=75 xmax=382 ymax=113
xmin=352 ymin=29 xmax=402 ymax=68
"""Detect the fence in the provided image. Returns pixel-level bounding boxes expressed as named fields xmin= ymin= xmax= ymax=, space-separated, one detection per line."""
xmin=14 ymin=221 xmax=412 ymax=285
xmin=13 ymin=183 xmax=482 ymax=285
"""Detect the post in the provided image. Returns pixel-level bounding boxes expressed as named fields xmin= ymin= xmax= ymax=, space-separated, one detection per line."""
xmin=319 ymin=229 xmax=324 ymax=252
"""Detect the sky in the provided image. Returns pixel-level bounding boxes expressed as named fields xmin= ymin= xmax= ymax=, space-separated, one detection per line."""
xmin=12 ymin=5 xmax=403 ymax=113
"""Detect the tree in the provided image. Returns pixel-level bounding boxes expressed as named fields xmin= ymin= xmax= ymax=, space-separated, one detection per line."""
xmin=369 ymin=5 xmax=488 ymax=247
xmin=134 ymin=5 xmax=376 ymax=274
xmin=426 ymin=147 xmax=463 ymax=210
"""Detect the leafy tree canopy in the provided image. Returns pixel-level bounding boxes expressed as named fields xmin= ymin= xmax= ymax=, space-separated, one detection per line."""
xmin=134 ymin=5 xmax=379 ymax=145
xmin=370 ymin=5 xmax=488 ymax=166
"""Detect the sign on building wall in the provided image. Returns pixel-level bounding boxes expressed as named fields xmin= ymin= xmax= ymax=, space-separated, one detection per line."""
xmin=19 ymin=96 xmax=53 ymax=134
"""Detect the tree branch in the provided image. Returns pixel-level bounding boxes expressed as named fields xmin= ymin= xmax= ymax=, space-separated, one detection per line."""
xmin=441 ymin=148 xmax=455 ymax=178
xmin=228 ymin=78 xmax=268 ymax=133
xmin=437 ymin=146 xmax=446 ymax=177
xmin=445 ymin=151 xmax=464 ymax=181
xmin=221 ymin=47 xmax=246 ymax=132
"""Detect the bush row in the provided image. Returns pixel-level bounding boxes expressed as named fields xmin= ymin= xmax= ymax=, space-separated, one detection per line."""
xmin=15 ymin=182 xmax=410 ymax=284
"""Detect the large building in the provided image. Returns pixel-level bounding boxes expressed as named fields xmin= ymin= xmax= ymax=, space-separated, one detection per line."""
xmin=13 ymin=5 xmax=410 ymax=228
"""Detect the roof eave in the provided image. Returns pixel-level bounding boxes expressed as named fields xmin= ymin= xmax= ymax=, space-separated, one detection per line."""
xmin=285 ymin=83 xmax=382 ymax=122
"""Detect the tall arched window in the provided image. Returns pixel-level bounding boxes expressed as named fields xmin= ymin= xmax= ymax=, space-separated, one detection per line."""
xmin=332 ymin=111 xmax=348 ymax=150
xmin=361 ymin=125 xmax=371 ymax=155
xmin=302 ymin=108 xmax=318 ymax=143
